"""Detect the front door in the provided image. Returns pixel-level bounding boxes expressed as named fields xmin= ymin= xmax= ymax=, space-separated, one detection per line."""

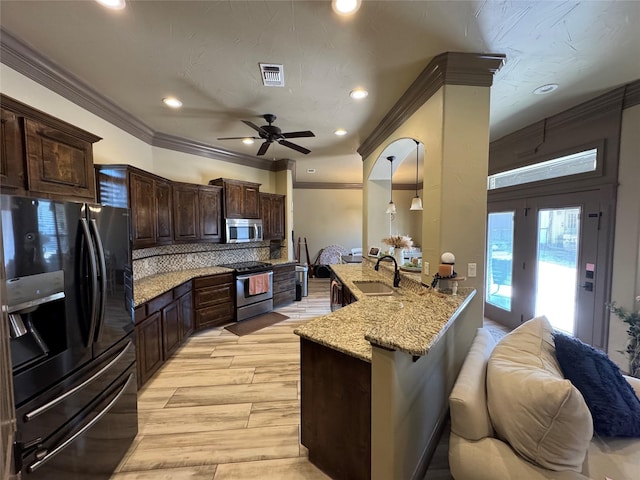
xmin=486 ymin=191 xmax=608 ymax=348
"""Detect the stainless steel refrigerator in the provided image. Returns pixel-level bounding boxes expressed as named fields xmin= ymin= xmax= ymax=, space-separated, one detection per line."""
xmin=1 ymin=194 xmax=137 ymax=479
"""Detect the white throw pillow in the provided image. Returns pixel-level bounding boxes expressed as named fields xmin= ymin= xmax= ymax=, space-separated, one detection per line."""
xmin=486 ymin=316 xmax=593 ymax=472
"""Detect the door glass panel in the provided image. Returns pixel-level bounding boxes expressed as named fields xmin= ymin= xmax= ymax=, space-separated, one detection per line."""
xmin=486 ymin=211 xmax=514 ymax=311
xmin=535 ymin=207 xmax=581 ymax=334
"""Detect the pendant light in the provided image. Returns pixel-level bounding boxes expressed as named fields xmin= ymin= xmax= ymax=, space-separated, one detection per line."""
xmin=385 ymin=156 xmax=397 ymax=214
xmin=410 ymin=140 xmax=423 ymax=211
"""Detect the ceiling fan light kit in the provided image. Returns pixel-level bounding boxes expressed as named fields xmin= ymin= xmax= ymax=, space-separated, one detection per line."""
xmin=217 ymin=113 xmax=315 ymax=156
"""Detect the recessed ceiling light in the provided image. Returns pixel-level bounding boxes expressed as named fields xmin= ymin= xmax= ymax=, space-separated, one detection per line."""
xmin=242 ymin=138 xmax=255 ymax=145
xmin=307 ymin=169 xmax=316 ymax=174
xmin=349 ymin=88 xmax=368 ymax=100
xmin=533 ymin=84 xmax=559 ymax=95
xmin=162 ymin=97 xmax=182 ymax=108
xmin=332 ymin=0 xmax=361 ymax=16
xmin=95 ymin=0 xmax=126 ymax=10
xmin=334 ymin=129 xmax=348 ymax=136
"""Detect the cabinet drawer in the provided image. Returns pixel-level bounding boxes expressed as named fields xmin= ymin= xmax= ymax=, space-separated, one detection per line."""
xmin=147 ymin=290 xmax=173 ymax=315
xmin=193 ymin=273 xmax=233 ymax=289
xmin=174 ymin=281 xmax=192 ymax=298
xmin=194 ymin=284 xmax=233 ymax=309
xmin=195 ymin=303 xmax=234 ymax=329
xmin=273 ymin=277 xmax=296 ymax=294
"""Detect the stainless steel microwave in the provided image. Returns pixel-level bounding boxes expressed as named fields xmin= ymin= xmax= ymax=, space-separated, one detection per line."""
xmin=225 ymin=218 xmax=263 ymax=243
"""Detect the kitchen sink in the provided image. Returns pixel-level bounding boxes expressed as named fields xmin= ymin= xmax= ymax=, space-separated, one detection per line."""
xmin=353 ymin=280 xmax=395 ymax=296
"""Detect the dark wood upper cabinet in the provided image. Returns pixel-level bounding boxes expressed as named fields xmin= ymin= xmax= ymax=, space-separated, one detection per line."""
xmin=96 ymin=164 xmax=175 ymax=249
xmin=199 ymin=185 xmax=223 ymax=242
xmin=1 ymin=95 xmax=101 ymax=202
xmin=0 ymin=108 xmax=25 ymax=192
xmin=172 ymin=182 xmax=199 ymax=242
xmin=209 ymin=178 xmax=261 ymax=219
xmin=260 ymin=192 xmax=285 ymax=240
xmin=130 ymin=171 xmax=156 ymax=247
xmin=155 ymin=178 xmax=173 ymax=244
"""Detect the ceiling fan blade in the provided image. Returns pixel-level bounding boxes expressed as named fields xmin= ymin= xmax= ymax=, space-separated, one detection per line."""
xmin=242 ymin=120 xmax=267 ymax=135
xmin=282 ymin=130 xmax=315 ymax=139
xmin=256 ymin=141 xmax=271 ymax=156
xmin=217 ymin=136 xmax=260 ymax=140
xmin=279 ymin=139 xmax=311 ymax=155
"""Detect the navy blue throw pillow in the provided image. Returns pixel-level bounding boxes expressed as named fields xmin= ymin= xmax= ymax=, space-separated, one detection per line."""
xmin=553 ymin=333 xmax=640 ymax=437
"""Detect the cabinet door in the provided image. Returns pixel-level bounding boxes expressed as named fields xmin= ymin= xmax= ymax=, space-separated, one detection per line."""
xmin=260 ymin=194 xmax=273 ymax=240
xmin=130 ymin=172 xmax=156 ymax=248
xmin=199 ymin=186 xmax=222 ymax=242
xmin=0 ymin=108 xmax=25 ymax=192
xmin=173 ymin=183 xmax=199 ymax=242
xmin=224 ymin=181 xmax=244 ymax=218
xmin=24 ymin=118 xmax=96 ymax=200
xmin=137 ymin=312 xmax=163 ymax=387
xmin=162 ymin=299 xmax=181 ymax=359
xmin=271 ymin=195 xmax=285 ymax=239
xmin=155 ymin=179 xmax=173 ymax=244
xmin=244 ymin=184 xmax=261 ymax=219
xmin=179 ymin=291 xmax=194 ymax=339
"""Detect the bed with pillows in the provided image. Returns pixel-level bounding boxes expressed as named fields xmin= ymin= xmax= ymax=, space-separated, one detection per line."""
xmin=448 ymin=316 xmax=640 ymax=480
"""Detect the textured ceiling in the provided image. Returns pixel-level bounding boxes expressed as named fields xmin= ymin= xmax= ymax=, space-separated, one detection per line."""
xmin=1 ymin=1 xmax=638 ymax=184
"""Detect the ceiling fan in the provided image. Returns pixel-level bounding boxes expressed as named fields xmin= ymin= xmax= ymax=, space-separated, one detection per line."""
xmin=217 ymin=113 xmax=315 ymax=156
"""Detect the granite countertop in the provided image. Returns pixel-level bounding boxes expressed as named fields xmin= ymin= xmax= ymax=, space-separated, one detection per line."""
xmin=133 ymin=259 xmax=300 ymax=306
xmin=294 ymin=263 xmax=475 ymax=363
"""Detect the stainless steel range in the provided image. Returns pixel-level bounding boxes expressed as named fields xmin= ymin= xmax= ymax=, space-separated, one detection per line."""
xmin=220 ymin=261 xmax=273 ymax=321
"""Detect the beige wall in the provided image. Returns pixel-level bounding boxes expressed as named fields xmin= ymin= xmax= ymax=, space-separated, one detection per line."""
xmin=292 ymin=188 xmax=362 ymax=262
xmin=0 ymin=64 xmax=278 ymax=193
xmin=609 ymin=104 xmax=640 ymax=370
xmin=364 ymin=84 xmax=490 ymax=322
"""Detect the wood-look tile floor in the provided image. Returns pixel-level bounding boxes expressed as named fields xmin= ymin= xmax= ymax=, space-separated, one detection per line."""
xmin=111 ymin=278 xmax=454 ymax=480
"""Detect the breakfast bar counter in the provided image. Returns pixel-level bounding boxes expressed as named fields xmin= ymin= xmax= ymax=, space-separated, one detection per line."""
xmin=294 ymin=261 xmax=478 ymax=480
xmin=294 ymin=262 xmax=475 ymax=361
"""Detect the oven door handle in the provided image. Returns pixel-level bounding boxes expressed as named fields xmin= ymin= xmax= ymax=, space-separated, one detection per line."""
xmin=236 ymin=271 xmax=273 ymax=282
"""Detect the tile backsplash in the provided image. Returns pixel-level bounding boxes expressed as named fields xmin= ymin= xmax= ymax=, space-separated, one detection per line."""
xmin=132 ymin=242 xmax=275 ymax=280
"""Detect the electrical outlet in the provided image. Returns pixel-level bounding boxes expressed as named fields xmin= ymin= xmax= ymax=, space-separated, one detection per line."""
xmin=468 ymin=263 xmax=477 ymax=277
xmin=423 ymin=262 xmax=429 ymax=275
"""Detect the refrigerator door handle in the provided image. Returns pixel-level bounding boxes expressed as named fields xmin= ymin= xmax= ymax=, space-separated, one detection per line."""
xmin=89 ymin=218 xmax=107 ymax=343
xmin=23 ymin=340 xmax=134 ymax=422
xmin=26 ymin=372 xmax=135 ymax=473
xmin=80 ymin=218 xmax=100 ymax=348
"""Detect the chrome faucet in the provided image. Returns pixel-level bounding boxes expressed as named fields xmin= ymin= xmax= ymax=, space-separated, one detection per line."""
xmin=374 ymin=255 xmax=401 ymax=287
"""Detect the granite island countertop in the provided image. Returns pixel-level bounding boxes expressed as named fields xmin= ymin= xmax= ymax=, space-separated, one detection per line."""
xmin=294 ymin=263 xmax=475 ymax=363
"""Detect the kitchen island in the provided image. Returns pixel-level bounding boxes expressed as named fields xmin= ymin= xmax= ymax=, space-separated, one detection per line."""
xmin=295 ymin=262 xmax=477 ymax=480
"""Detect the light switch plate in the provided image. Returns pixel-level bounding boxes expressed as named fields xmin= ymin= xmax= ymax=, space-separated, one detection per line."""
xmin=468 ymin=263 xmax=477 ymax=277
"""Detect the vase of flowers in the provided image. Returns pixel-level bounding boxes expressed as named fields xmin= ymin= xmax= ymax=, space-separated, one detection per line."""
xmin=608 ymin=296 xmax=640 ymax=378
xmin=382 ymin=235 xmax=413 ymax=266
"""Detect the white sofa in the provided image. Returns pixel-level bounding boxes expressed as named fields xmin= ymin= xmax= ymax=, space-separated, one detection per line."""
xmin=449 ymin=318 xmax=640 ymax=480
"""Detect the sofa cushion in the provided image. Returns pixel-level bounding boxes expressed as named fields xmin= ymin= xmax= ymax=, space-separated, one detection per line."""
xmin=449 ymin=328 xmax=496 ymax=440
xmin=553 ymin=332 xmax=640 ymax=437
xmin=487 ymin=316 xmax=593 ymax=472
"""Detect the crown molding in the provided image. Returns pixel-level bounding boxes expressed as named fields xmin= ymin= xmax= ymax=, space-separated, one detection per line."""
xmin=357 ymin=51 xmax=506 ymax=160
xmin=622 ymin=79 xmax=640 ymax=109
xmin=0 ymin=28 xmax=279 ymax=172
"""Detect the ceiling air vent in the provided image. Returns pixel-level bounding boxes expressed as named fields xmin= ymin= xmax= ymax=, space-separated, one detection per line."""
xmin=259 ymin=63 xmax=284 ymax=87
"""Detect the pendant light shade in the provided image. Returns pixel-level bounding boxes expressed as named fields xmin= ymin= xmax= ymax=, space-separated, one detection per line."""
xmin=409 ymin=140 xmax=423 ymax=211
xmin=386 ymin=156 xmax=396 ymax=214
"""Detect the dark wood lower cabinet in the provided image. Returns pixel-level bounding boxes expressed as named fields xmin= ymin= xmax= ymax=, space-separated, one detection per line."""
xmin=300 ymin=338 xmax=371 ymax=480
xmin=135 ymin=280 xmax=196 ymax=388
xmin=137 ymin=311 xmax=163 ymax=387
xmin=193 ymin=273 xmax=234 ymax=329
xmin=273 ymin=263 xmax=296 ymax=307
